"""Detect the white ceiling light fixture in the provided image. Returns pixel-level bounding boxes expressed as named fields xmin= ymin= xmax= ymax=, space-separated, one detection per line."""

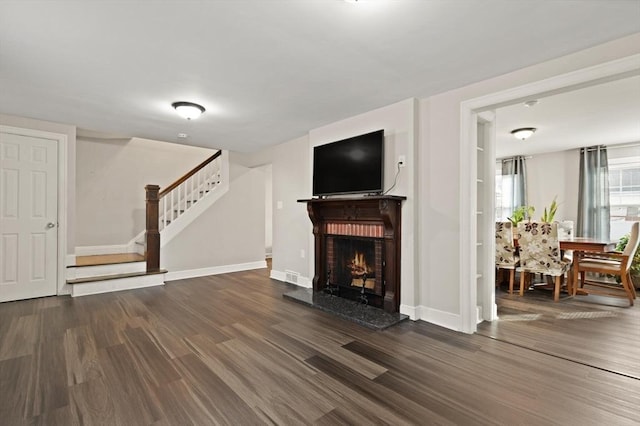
xmin=511 ymin=127 xmax=537 ymax=140
xmin=172 ymin=101 xmax=205 ymax=120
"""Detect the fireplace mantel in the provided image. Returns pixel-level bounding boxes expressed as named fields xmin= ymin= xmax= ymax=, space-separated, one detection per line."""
xmin=299 ymin=196 xmax=405 ymax=313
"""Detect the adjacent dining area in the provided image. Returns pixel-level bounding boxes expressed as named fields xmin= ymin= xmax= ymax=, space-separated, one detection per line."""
xmin=493 ymin=135 xmax=640 ymax=308
xmin=496 ymin=220 xmax=638 ymax=305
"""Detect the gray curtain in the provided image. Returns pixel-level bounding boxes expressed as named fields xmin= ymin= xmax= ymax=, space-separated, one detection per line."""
xmin=577 ymin=145 xmax=610 ymax=239
xmin=501 ymin=156 xmax=527 ymax=216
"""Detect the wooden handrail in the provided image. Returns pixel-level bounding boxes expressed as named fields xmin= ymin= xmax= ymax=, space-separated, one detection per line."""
xmin=158 ymin=150 xmax=221 ymax=198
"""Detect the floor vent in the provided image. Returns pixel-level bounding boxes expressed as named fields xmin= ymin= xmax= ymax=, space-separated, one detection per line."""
xmin=285 ymin=270 xmax=299 ymax=284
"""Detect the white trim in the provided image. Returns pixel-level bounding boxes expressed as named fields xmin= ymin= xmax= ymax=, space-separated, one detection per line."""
xmin=459 ymin=54 xmax=640 ymax=334
xmin=418 ymin=306 xmax=462 ymax=331
xmin=66 ymin=254 xmax=76 ymax=267
xmin=70 ymin=273 xmax=165 ymax=297
xmin=400 ymin=304 xmax=417 ymax=321
xmin=0 ymin=125 xmax=69 ymax=297
xmin=270 ymin=269 xmax=286 ymax=282
xmin=75 ymin=244 xmax=131 ymax=256
xmin=164 ymin=260 xmax=267 ymax=282
xmin=270 ymin=269 xmax=312 ymax=288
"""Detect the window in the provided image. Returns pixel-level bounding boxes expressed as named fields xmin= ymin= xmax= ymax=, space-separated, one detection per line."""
xmin=609 ymin=156 xmax=640 ymax=241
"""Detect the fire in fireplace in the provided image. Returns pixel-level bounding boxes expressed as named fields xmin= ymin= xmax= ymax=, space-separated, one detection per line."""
xmin=328 ymin=237 xmax=383 ymax=302
xmin=348 ymin=250 xmax=374 ymax=289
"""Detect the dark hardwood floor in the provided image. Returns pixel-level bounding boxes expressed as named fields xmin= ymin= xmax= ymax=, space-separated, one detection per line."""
xmin=1 ymin=269 xmax=639 ymax=425
xmin=479 ymin=285 xmax=640 ymax=380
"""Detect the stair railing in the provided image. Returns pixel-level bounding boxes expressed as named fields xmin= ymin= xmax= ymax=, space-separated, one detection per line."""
xmin=145 ymin=150 xmax=221 ymax=272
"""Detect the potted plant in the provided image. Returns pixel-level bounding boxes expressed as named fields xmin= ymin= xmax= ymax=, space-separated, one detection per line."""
xmin=615 ymin=232 xmax=640 ymax=289
xmin=540 ymin=197 xmax=558 ymax=223
xmin=508 ymin=205 xmax=535 ymax=227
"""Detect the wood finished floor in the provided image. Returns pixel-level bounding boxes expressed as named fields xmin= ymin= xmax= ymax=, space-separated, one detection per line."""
xmin=478 ymin=285 xmax=640 ymax=380
xmin=1 ymin=269 xmax=639 ymax=425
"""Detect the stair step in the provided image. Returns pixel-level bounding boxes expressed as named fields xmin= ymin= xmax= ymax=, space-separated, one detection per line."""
xmin=74 ymin=253 xmax=145 ymax=267
xmin=67 ymin=269 xmax=166 ymax=285
xmin=67 ymin=270 xmax=167 ymax=297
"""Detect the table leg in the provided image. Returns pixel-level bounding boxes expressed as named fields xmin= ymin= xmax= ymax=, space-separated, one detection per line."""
xmin=571 ymin=251 xmax=580 ymax=296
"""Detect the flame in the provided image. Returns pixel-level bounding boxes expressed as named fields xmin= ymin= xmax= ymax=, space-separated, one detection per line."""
xmin=349 ymin=250 xmax=373 ymax=277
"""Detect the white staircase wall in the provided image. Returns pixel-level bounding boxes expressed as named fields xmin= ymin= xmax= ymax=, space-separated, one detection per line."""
xmin=161 ymin=163 xmax=267 ymax=280
xmin=159 ymin=150 xmax=230 ymax=247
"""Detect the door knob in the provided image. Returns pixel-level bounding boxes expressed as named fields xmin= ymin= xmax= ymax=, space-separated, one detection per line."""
xmin=46 ymin=222 xmax=56 ymax=229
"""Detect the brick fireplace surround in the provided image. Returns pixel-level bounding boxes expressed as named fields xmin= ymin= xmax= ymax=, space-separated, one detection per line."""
xmin=299 ymin=196 xmax=405 ymax=313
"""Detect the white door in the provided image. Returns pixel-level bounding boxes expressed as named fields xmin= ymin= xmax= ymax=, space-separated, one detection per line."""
xmin=1 ymin=132 xmax=58 ymax=302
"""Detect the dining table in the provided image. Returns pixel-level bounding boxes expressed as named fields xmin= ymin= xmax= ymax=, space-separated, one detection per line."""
xmin=559 ymin=237 xmax=617 ymax=295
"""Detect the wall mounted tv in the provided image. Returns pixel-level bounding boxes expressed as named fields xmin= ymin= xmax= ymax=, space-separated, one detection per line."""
xmin=312 ymin=129 xmax=384 ymax=197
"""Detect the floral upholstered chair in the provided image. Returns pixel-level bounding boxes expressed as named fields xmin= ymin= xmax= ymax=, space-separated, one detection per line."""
xmin=496 ymin=222 xmax=519 ymax=294
xmin=516 ymin=221 xmax=571 ymax=301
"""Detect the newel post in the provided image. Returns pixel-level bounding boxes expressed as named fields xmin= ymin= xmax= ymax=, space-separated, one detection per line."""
xmin=145 ymin=184 xmax=160 ymax=273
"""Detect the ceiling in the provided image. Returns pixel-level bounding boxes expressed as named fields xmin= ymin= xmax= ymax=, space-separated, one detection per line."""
xmin=1 ymin=1 xmax=639 ymax=152
xmin=495 ymin=75 xmax=640 ymax=158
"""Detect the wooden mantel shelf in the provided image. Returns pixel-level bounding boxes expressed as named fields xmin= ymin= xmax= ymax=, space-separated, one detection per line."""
xmin=298 ymin=195 xmax=405 ymax=313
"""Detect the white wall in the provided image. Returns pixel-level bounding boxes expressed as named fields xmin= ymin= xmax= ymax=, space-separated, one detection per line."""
xmin=526 ymin=149 xmax=580 ymax=224
xmin=0 ymin=113 xmax=76 ymax=254
xmin=161 ymin=163 xmax=266 ymax=272
xmin=270 ymin=136 xmax=312 ymax=282
xmin=75 ymin=137 xmax=213 ymax=246
xmin=263 ymin=164 xmax=273 ymax=257
xmin=228 ymin=137 xmax=312 ymax=284
xmin=420 ymin=33 xmax=640 ymax=328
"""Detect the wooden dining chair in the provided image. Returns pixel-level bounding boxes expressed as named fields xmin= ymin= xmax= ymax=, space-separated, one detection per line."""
xmin=516 ymin=221 xmax=571 ymax=301
xmin=576 ymin=221 xmax=639 ymax=306
xmin=495 ymin=222 xmax=519 ymax=294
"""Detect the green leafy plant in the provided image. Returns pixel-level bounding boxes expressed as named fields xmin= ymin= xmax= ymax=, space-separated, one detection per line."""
xmin=540 ymin=196 xmax=558 ymax=223
xmin=615 ymin=233 xmax=640 ymax=276
xmin=508 ymin=205 xmax=535 ymax=226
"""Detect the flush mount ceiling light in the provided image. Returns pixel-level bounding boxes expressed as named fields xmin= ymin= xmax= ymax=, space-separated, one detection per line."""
xmin=171 ymin=101 xmax=205 ymax=120
xmin=511 ymin=127 xmax=537 ymax=140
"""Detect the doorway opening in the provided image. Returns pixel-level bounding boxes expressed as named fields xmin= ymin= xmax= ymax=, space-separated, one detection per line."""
xmin=460 ymin=54 xmax=640 ymax=333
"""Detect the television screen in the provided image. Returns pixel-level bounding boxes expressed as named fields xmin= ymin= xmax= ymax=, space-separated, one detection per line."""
xmin=313 ymin=129 xmax=384 ymax=196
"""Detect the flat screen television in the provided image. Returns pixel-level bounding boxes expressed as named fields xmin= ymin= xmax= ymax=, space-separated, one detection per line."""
xmin=312 ymin=129 xmax=384 ymax=197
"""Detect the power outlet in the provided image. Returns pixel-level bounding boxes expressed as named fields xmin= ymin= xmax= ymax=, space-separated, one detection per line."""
xmin=398 ymin=155 xmax=406 ymax=167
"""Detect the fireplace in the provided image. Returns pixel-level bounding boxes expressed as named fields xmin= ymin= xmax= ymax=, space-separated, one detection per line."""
xmin=327 ymin=236 xmax=383 ymax=303
xmin=299 ymin=196 xmax=405 ymax=313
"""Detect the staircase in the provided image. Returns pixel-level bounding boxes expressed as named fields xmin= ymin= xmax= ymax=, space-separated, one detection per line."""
xmin=66 ymin=253 xmax=165 ymax=297
xmin=66 ymin=150 xmax=227 ymax=297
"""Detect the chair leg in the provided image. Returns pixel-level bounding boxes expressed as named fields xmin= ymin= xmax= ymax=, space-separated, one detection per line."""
xmin=509 ymin=269 xmax=515 ymax=295
xmin=626 ymin=272 xmax=637 ymax=299
xmin=621 ymin=274 xmax=635 ymax=306
xmin=519 ymin=271 xmax=527 ymax=296
xmin=554 ymin=275 xmax=561 ymax=302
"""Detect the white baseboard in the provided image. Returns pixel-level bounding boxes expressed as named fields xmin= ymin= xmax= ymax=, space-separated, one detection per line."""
xmin=75 ymin=244 xmax=131 ymax=256
xmin=66 ymin=254 xmax=76 ymax=267
xmin=270 ymin=269 xmax=312 ymax=288
xmin=164 ymin=260 xmax=267 ymax=282
xmin=417 ymin=306 xmax=462 ymax=331
xmin=400 ymin=304 xmax=417 ymax=320
xmin=270 ymin=269 xmax=286 ymax=281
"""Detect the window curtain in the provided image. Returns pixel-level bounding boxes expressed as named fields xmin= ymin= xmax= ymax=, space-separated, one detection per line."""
xmin=500 ymin=156 xmax=528 ymax=219
xmin=577 ymin=145 xmax=610 ymax=239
